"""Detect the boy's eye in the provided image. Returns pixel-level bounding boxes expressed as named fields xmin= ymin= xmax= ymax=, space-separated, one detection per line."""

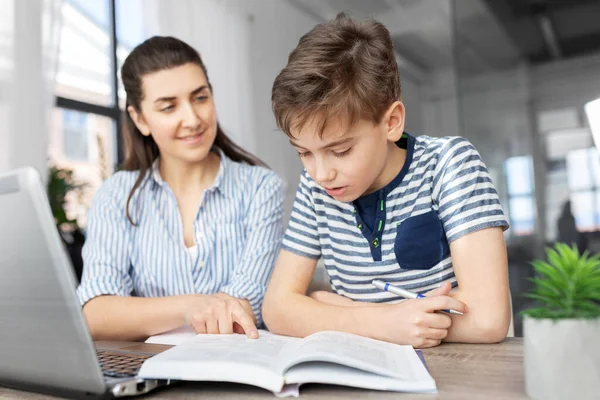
xmin=297 ymin=151 xmax=311 ymax=158
xmin=160 ymin=104 xmax=174 ymax=112
xmin=195 ymin=96 xmax=208 ymax=102
xmin=332 ymin=148 xmax=352 ymax=158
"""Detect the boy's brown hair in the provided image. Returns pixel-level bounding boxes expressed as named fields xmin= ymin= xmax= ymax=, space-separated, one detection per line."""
xmin=271 ymin=12 xmax=401 ymax=138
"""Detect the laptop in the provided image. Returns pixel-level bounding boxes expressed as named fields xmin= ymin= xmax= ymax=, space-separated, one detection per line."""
xmin=0 ymin=167 xmax=175 ymax=398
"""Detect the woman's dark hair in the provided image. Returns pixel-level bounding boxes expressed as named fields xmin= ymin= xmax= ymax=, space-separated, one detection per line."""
xmin=121 ymin=36 xmax=264 ymax=225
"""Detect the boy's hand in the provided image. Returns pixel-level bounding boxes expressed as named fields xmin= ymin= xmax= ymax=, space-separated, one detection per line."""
xmin=309 ymin=281 xmax=468 ymax=347
xmin=181 ymin=294 xmax=258 ymax=338
xmin=367 ymin=289 xmax=467 ymax=348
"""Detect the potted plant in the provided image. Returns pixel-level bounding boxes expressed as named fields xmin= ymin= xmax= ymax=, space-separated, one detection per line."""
xmin=522 ymin=243 xmax=600 ymax=400
xmin=47 ymin=165 xmax=86 ymax=281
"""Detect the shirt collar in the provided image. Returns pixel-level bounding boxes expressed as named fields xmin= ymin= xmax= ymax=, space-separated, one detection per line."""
xmin=150 ymin=148 xmax=233 ymax=197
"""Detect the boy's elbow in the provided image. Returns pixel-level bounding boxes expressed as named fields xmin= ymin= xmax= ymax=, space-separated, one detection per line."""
xmin=453 ymin=292 xmax=511 ymax=343
xmin=473 ymin=316 xmax=510 ymax=343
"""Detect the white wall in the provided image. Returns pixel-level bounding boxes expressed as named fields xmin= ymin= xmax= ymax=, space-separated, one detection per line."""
xmin=0 ymin=105 xmax=10 ymax=173
xmin=532 ymin=53 xmax=600 ymax=114
xmin=400 ymin=74 xmax=424 ymax=135
xmin=241 ymin=0 xmax=320 ymax=221
xmin=422 ymin=68 xmax=460 ymax=138
xmin=0 ymin=0 xmax=15 ymax=175
xmin=459 ymin=65 xmax=533 ymax=166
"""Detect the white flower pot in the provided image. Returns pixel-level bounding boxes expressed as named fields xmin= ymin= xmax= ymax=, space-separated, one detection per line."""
xmin=524 ymin=316 xmax=600 ymax=400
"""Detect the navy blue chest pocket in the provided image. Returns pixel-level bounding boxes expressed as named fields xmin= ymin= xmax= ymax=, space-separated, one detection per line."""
xmin=394 ymin=210 xmax=450 ymax=270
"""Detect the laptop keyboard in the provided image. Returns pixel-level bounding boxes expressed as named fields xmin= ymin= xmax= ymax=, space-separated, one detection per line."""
xmin=97 ymin=350 xmax=153 ymax=379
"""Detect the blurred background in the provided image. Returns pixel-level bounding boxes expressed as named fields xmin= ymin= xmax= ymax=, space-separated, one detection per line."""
xmin=2 ymin=0 xmax=600 ymax=336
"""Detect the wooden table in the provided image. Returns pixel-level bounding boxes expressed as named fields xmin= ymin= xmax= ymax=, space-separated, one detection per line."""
xmin=0 ymin=338 xmax=526 ymax=400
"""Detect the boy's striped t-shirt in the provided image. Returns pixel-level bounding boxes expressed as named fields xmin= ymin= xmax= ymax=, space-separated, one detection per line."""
xmin=282 ymin=134 xmax=509 ymax=302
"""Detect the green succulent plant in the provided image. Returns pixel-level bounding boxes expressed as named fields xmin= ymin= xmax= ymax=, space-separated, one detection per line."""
xmin=522 ymin=243 xmax=600 ymax=320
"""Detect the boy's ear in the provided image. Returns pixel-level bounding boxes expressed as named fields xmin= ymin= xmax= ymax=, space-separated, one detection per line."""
xmin=127 ymin=105 xmax=151 ymax=137
xmin=383 ymin=101 xmax=405 ymax=142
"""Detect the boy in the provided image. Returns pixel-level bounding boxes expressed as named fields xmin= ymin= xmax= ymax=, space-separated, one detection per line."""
xmin=262 ymin=13 xmax=511 ymax=347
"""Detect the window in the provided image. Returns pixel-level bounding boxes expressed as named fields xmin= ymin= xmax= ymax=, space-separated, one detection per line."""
xmin=63 ymin=109 xmax=89 ymax=161
xmin=56 ymin=0 xmax=113 ymax=106
xmin=566 ymin=148 xmax=600 ymax=231
xmin=505 ymin=156 xmax=536 ymax=236
xmin=48 ymin=108 xmax=116 ymax=227
xmin=50 ymin=0 xmax=145 ymax=228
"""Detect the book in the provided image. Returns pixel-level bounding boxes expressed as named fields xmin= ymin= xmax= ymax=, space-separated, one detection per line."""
xmin=145 ymin=325 xmax=196 ymax=345
xmin=138 ymin=328 xmax=437 ymax=395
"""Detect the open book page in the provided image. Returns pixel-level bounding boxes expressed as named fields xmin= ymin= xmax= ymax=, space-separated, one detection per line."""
xmin=138 ymin=331 xmax=301 ymax=393
xmin=279 ymin=331 xmax=436 ymax=392
xmin=284 ymin=362 xmax=436 ymax=393
xmin=140 ymin=330 xmax=435 ymax=394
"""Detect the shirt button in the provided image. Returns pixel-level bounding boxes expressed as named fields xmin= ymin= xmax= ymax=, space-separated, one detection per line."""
xmin=372 ymin=238 xmax=380 ymax=247
xmin=358 ymin=223 xmax=363 ymax=230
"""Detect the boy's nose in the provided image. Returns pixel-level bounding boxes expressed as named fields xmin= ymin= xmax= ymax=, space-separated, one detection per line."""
xmin=315 ymin=162 xmax=336 ymax=184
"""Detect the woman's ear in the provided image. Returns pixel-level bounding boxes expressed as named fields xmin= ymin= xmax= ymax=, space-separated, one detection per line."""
xmin=383 ymin=101 xmax=405 ymax=142
xmin=127 ymin=105 xmax=151 ymax=136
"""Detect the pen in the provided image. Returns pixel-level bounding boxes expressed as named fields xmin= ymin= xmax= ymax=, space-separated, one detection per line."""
xmin=372 ymin=279 xmax=464 ymax=315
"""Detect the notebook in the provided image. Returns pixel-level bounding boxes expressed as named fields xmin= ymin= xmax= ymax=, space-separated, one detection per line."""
xmin=139 ymin=328 xmax=437 ymax=396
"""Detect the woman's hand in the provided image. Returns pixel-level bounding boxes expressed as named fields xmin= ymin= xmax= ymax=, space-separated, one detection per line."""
xmin=214 ymin=292 xmax=257 ymax=335
xmin=182 ymin=293 xmax=258 ymax=338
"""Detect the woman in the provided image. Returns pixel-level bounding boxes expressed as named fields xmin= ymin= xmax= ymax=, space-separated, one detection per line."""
xmin=77 ymin=36 xmax=284 ymax=341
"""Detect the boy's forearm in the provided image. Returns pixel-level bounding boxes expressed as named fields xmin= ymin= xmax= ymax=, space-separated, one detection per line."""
xmin=309 ymin=290 xmax=386 ymax=307
xmin=263 ymin=292 xmax=376 ymax=338
xmin=306 ymin=288 xmax=510 ymax=343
